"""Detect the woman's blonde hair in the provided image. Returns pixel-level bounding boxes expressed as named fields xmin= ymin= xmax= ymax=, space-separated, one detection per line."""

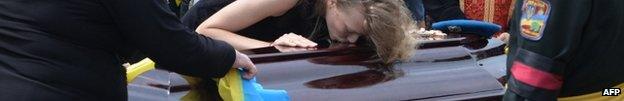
xmin=315 ymin=0 xmax=419 ymax=64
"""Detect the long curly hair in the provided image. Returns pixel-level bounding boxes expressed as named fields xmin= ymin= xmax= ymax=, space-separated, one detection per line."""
xmin=314 ymin=0 xmax=419 ymax=64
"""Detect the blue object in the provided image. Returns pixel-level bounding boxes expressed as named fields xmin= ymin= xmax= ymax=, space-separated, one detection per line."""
xmin=240 ymin=71 xmax=290 ymax=101
xmin=431 ymin=20 xmax=502 ymax=38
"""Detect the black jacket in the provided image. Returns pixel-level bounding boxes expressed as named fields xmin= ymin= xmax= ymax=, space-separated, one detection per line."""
xmin=0 ymin=0 xmax=235 ymax=100
xmin=422 ymin=0 xmax=466 ymax=22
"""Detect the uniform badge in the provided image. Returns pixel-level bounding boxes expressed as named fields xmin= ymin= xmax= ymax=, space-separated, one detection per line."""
xmin=520 ymin=0 xmax=551 ymax=41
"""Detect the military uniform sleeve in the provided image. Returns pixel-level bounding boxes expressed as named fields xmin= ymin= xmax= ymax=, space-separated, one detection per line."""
xmin=101 ymin=0 xmax=235 ymax=78
xmin=504 ymin=0 xmax=591 ymax=100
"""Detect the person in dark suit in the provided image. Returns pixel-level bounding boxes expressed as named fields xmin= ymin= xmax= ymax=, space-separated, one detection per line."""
xmin=405 ymin=0 xmax=426 ymax=21
xmin=422 ymin=0 xmax=466 ymax=22
xmin=0 ymin=0 xmax=257 ymax=100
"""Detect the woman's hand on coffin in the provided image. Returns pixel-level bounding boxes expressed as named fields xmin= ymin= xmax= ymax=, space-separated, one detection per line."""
xmin=271 ymin=33 xmax=318 ymax=47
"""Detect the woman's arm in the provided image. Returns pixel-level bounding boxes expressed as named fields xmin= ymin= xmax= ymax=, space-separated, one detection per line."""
xmin=195 ymin=0 xmax=299 ymax=50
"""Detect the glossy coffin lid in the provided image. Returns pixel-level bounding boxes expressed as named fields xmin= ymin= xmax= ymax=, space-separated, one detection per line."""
xmin=128 ymin=38 xmax=506 ymax=101
xmin=253 ymin=45 xmax=504 ymax=101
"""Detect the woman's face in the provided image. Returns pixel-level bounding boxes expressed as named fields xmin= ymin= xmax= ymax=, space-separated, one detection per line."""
xmin=325 ymin=1 xmax=366 ymax=43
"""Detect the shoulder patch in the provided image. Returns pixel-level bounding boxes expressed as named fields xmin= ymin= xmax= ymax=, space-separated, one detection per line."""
xmin=520 ymin=0 xmax=551 ymax=41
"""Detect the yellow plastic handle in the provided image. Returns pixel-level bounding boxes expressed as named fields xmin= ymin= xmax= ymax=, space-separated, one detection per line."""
xmin=126 ymin=58 xmax=156 ymax=83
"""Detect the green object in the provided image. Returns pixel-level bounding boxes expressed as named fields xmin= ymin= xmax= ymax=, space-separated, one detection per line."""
xmin=531 ymin=21 xmax=541 ymax=32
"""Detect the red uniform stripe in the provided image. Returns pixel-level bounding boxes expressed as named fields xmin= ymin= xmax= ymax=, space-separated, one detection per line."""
xmin=511 ymin=61 xmax=563 ymax=90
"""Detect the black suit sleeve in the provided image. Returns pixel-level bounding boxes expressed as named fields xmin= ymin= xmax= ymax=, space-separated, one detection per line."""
xmin=102 ymin=0 xmax=235 ymax=78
